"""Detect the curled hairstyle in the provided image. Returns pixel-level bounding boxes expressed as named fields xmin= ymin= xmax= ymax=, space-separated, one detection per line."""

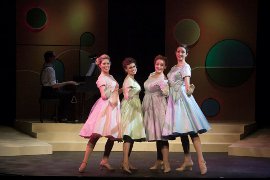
xmin=177 ymin=44 xmax=189 ymax=53
xmin=154 ymin=54 xmax=168 ymax=67
xmin=95 ymin=54 xmax=111 ymax=65
xmin=122 ymin=57 xmax=136 ymax=70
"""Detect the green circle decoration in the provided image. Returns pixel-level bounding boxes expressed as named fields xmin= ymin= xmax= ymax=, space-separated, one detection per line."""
xmin=80 ymin=32 xmax=95 ymax=47
xmin=205 ymin=39 xmax=255 ymax=87
xmin=201 ymin=98 xmax=220 ymax=117
xmin=174 ymin=19 xmax=200 ymax=46
xmin=26 ymin=8 xmax=47 ymax=30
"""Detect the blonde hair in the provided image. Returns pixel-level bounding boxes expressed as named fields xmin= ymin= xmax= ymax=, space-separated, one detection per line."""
xmin=95 ymin=54 xmax=111 ymax=65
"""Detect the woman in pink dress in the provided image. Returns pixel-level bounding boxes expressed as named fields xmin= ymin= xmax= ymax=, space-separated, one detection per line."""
xmin=78 ymin=54 xmax=122 ymax=173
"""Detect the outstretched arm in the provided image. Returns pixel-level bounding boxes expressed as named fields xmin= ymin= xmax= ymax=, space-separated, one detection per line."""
xmin=52 ymin=81 xmax=78 ymax=89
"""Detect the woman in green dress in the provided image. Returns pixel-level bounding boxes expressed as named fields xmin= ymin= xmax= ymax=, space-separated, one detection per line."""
xmin=120 ymin=57 xmax=146 ymax=174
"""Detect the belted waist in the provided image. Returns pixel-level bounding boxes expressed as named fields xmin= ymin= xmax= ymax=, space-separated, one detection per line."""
xmin=132 ymin=94 xmax=140 ymax=98
xmin=168 ymin=80 xmax=184 ymax=87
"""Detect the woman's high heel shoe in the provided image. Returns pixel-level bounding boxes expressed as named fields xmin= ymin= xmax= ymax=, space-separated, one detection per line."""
xmin=175 ymin=160 xmax=193 ymax=172
xmin=121 ymin=162 xmax=132 ymax=174
xmin=199 ymin=161 xmax=207 ymax=175
xmin=78 ymin=162 xmax=87 ymax=173
xmin=163 ymin=162 xmax=171 ymax=173
xmin=149 ymin=160 xmax=164 ymax=170
xmin=99 ymin=161 xmax=115 ymax=171
xmin=129 ymin=163 xmax=138 ymax=170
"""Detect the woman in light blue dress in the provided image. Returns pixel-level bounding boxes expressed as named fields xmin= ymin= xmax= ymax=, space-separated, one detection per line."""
xmin=163 ymin=44 xmax=211 ymax=175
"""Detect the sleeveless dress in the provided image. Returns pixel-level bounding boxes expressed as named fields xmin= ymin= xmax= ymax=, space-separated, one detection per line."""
xmin=163 ymin=63 xmax=211 ymax=138
xmin=142 ymin=72 xmax=169 ymax=141
xmin=121 ymin=75 xmax=146 ymax=141
xmin=79 ymin=74 xmax=122 ymax=140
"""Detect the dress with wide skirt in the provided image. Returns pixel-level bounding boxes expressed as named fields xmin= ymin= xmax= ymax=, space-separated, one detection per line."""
xmin=79 ymin=74 xmax=122 ymax=140
xmin=163 ymin=63 xmax=211 ymax=138
xmin=121 ymin=75 xmax=146 ymax=141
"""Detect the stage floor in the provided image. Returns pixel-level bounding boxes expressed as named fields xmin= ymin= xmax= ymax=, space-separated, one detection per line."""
xmin=1 ymin=123 xmax=270 ymax=178
xmin=0 ymin=151 xmax=270 ymax=178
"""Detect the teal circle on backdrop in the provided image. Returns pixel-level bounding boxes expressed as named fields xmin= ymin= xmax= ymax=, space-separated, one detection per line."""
xmin=201 ymin=98 xmax=220 ymax=117
xmin=205 ymin=39 xmax=255 ymax=87
xmin=80 ymin=32 xmax=95 ymax=47
xmin=174 ymin=19 xmax=200 ymax=46
xmin=26 ymin=7 xmax=47 ymax=30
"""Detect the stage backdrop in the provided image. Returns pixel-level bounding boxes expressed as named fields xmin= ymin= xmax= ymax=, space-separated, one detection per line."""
xmin=16 ymin=0 xmax=257 ymax=126
xmin=165 ymin=0 xmax=257 ymax=123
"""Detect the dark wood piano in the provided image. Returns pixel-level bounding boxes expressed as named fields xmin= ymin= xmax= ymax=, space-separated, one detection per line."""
xmin=72 ymin=75 xmax=100 ymax=122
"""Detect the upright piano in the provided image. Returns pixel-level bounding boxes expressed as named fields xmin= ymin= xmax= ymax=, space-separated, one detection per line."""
xmin=72 ymin=74 xmax=100 ymax=122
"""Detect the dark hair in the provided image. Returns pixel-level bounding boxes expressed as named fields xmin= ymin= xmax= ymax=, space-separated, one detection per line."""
xmin=122 ymin=57 xmax=136 ymax=70
xmin=154 ymin=54 xmax=168 ymax=66
xmin=44 ymin=51 xmax=55 ymax=62
xmin=177 ymin=44 xmax=189 ymax=53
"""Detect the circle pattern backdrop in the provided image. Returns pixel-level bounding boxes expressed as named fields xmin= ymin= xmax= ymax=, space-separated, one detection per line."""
xmin=201 ymin=98 xmax=220 ymax=117
xmin=26 ymin=7 xmax=47 ymax=31
xmin=80 ymin=32 xmax=95 ymax=47
xmin=205 ymin=39 xmax=255 ymax=87
xmin=174 ymin=19 xmax=200 ymax=46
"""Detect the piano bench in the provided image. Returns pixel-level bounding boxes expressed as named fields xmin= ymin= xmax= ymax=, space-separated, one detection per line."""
xmin=39 ymin=98 xmax=60 ymax=123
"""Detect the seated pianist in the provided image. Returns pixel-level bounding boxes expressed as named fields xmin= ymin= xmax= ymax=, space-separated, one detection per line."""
xmin=40 ymin=50 xmax=78 ymax=123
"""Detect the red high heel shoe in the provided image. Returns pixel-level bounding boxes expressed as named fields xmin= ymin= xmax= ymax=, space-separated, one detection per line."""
xmin=78 ymin=162 xmax=87 ymax=173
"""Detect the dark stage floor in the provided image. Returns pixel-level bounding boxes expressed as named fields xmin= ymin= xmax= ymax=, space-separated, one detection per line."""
xmin=0 ymin=151 xmax=270 ymax=178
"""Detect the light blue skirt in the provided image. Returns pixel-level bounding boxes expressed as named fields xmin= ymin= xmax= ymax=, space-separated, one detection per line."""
xmin=163 ymin=85 xmax=211 ymax=138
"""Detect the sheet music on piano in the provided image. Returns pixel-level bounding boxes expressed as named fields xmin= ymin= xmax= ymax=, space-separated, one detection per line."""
xmin=85 ymin=63 xmax=96 ymax=76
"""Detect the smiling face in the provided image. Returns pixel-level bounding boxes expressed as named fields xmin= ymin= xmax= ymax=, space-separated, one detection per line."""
xmin=125 ymin=62 xmax=137 ymax=76
xmin=154 ymin=59 xmax=166 ymax=74
xmin=99 ymin=58 xmax=111 ymax=74
xmin=176 ymin=46 xmax=188 ymax=62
